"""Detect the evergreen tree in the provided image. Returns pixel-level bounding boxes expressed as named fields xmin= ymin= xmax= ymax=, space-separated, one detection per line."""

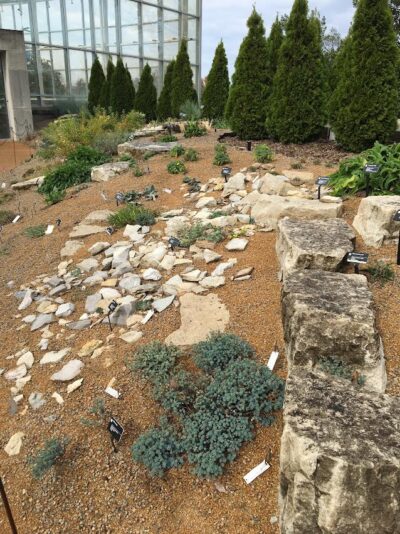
xmin=265 ymin=17 xmax=284 ymax=103
xmin=171 ymin=39 xmax=195 ymax=117
xmin=225 ymin=9 xmax=269 ymax=140
xmin=110 ymin=57 xmax=131 ymax=115
xmin=125 ymin=66 xmax=136 ymax=112
xmin=202 ymin=41 xmax=230 ymax=120
xmin=266 ymin=0 xmax=325 ymax=143
xmin=98 ymin=57 xmax=115 ymax=110
xmin=87 ymin=56 xmax=105 ymax=113
xmin=135 ymin=64 xmax=157 ymax=122
xmin=331 ymin=0 xmax=399 ymax=151
xmin=157 ymin=60 xmax=175 ymax=120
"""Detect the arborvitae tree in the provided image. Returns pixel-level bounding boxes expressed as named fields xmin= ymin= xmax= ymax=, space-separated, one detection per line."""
xmin=265 ymin=17 xmax=284 ymax=102
xmin=225 ymin=10 xmax=269 ymax=140
xmin=331 ymin=0 xmax=399 ymax=151
xmin=87 ymin=56 xmax=105 ymax=113
xmin=110 ymin=57 xmax=132 ymax=115
xmin=135 ymin=64 xmax=157 ymax=122
xmin=266 ymin=0 xmax=325 ymax=143
xmin=125 ymin=66 xmax=136 ymax=112
xmin=157 ymin=60 xmax=175 ymax=120
xmin=171 ymin=39 xmax=195 ymax=117
xmin=202 ymin=41 xmax=230 ymax=121
xmin=98 ymin=57 xmax=115 ymax=110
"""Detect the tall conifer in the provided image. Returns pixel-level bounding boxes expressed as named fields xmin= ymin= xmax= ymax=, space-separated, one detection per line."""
xmin=110 ymin=57 xmax=131 ymax=115
xmin=202 ymin=42 xmax=230 ymax=120
xmin=265 ymin=17 xmax=284 ymax=102
xmin=157 ymin=60 xmax=175 ymax=120
xmin=135 ymin=64 xmax=157 ymax=122
xmin=171 ymin=39 xmax=195 ymax=117
xmin=88 ymin=56 xmax=105 ymax=113
xmin=98 ymin=57 xmax=114 ymax=110
xmin=125 ymin=66 xmax=136 ymax=112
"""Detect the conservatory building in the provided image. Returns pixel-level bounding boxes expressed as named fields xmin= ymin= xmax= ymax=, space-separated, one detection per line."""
xmin=0 ymin=0 xmax=202 ymax=115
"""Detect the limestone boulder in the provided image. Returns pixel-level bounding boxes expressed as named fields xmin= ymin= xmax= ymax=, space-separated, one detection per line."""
xmin=282 ymin=170 xmax=315 ymax=185
xmin=91 ymin=162 xmax=129 ymax=182
xmin=222 ymin=173 xmax=246 ymax=197
xmin=282 ymin=270 xmax=386 ymax=392
xmin=276 ymin=218 xmax=355 ymax=279
xmin=165 ymin=216 xmax=190 ymax=237
xmin=251 ymin=195 xmax=342 ymax=229
xmin=118 ymin=141 xmax=177 ymax=155
xmin=258 ymin=174 xmax=298 ymax=196
xmin=280 ymin=369 xmax=400 ymax=534
xmin=352 ymin=195 xmax=400 ymax=247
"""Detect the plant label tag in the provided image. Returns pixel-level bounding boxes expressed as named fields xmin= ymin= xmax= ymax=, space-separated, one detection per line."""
xmin=221 ymin=167 xmax=232 ymax=177
xmin=364 ymin=164 xmax=380 ymax=173
xmin=244 ymin=460 xmax=270 ymax=485
xmin=105 ymin=386 xmax=120 ymax=399
xmin=347 ymin=252 xmax=369 ymax=264
xmin=108 ymin=417 xmax=124 ymax=442
xmin=12 ymin=215 xmax=21 ymax=224
xmin=163 ymin=188 xmax=172 ymax=194
xmin=142 ymin=309 xmax=154 ymax=324
xmin=393 ymin=209 xmax=400 ymax=222
xmin=316 ymin=176 xmax=329 ymax=186
xmin=267 ymin=350 xmax=279 ymax=371
xmin=45 ymin=224 xmax=54 ymax=235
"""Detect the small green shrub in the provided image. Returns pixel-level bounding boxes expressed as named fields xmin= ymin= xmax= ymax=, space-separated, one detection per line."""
xmin=180 ymin=99 xmax=201 ymax=120
xmin=367 ymin=261 xmax=395 ymax=286
xmin=108 ymin=205 xmax=156 ymax=228
xmin=134 ymin=300 xmax=153 ymax=312
xmin=193 ymin=332 xmax=255 ymax=373
xmin=159 ymin=134 xmax=178 ymax=142
xmin=130 ymin=341 xmax=181 ymax=386
xmin=170 ymin=144 xmax=185 ymax=157
xmin=182 ymin=176 xmax=201 ymax=192
xmin=184 ymin=148 xmax=199 ymax=162
xmin=0 ymin=210 xmax=16 ymax=225
xmin=131 ymin=418 xmax=184 ymax=477
xmin=207 ymin=227 xmax=225 ymax=243
xmin=134 ymin=166 xmax=144 ymax=177
xmin=290 ymin=162 xmax=303 ymax=170
xmin=154 ymin=370 xmax=208 ymax=416
xmin=167 ymin=160 xmax=187 ymax=174
xmin=177 ymin=223 xmax=225 ymax=247
xmin=254 ymin=144 xmax=273 ymax=163
xmin=144 ymin=150 xmax=156 ymax=160
xmin=38 ymin=161 xmax=91 ymax=195
xmin=208 ymin=211 xmax=225 ymax=219
xmin=212 ymin=118 xmax=230 ymax=129
xmin=29 ymin=438 xmax=67 ymax=479
xmin=213 ymin=143 xmax=231 ymax=166
xmin=24 ymin=225 xmax=47 ymax=238
xmin=65 ymin=145 xmax=110 ymax=166
xmin=119 ymin=154 xmax=136 ymax=167
xmin=44 ymin=188 xmax=66 ymax=205
xmin=92 ymin=131 xmax=129 ymax=156
xmin=184 ymin=121 xmax=207 ymax=138
xmin=0 ymin=191 xmax=15 ymax=205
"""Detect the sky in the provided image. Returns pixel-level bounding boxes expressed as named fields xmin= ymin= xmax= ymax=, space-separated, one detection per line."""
xmin=201 ymin=0 xmax=356 ymax=76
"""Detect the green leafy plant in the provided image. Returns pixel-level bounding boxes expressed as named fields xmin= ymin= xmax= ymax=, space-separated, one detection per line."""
xmin=367 ymin=260 xmax=395 ymax=286
xmin=177 ymin=223 xmax=225 ymax=247
xmin=108 ymin=205 xmax=156 ymax=228
xmin=290 ymin=162 xmax=304 ymax=170
xmin=180 ymin=99 xmax=201 ymax=120
xmin=23 ymin=225 xmax=47 ymax=238
xmin=208 ymin=211 xmax=225 ymax=219
xmin=0 ymin=210 xmax=16 ymax=225
xmin=170 ymin=144 xmax=185 ymax=157
xmin=134 ymin=300 xmax=153 ymax=312
xmin=193 ymin=332 xmax=255 ymax=373
xmin=167 ymin=160 xmax=187 ymax=174
xmin=319 ymin=356 xmax=365 ymax=386
xmin=44 ymin=188 xmax=66 ymax=205
xmin=254 ymin=144 xmax=273 ymax=163
xmin=184 ymin=121 xmax=207 ymax=138
xmin=129 ymin=341 xmax=181 ymax=386
xmin=184 ymin=148 xmax=199 ymax=162
xmin=213 ymin=143 xmax=231 ymax=166
xmin=144 ymin=150 xmax=156 ymax=160
xmin=154 ymin=370 xmax=208 ymax=416
xmin=159 ymin=134 xmax=178 ymax=143
xmin=182 ymin=176 xmax=201 ymax=192
xmin=133 ymin=166 xmax=144 ymax=177
xmin=206 ymin=227 xmax=225 ymax=243
xmin=65 ymin=145 xmax=110 ymax=166
xmin=119 ymin=154 xmax=136 ymax=166
xmin=29 ymin=438 xmax=67 ymax=479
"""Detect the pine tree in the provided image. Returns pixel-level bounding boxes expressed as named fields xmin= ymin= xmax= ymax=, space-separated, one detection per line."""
xmin=157 ymin=60 xmax=175 ymax=120
xmin=265 ymin=17 xmax=284 ymax=103
xmin=202 ymin=41 xmax=230 ymax=121
xmin=225 ymin=9 xmax=269 ymax=140
xmin=135 ymin=64 xmax=157 ymax=122
xmin=87 ymin=56 xmax=105 ymax=113
xmin=98 ymin=57 xmax=115 ymax=110
xmin=110 ymin=57 xmax=131 ymax=115
xmin=266 ymin=0 xmax=325 ymax=143
xmin=125 ymin=66 xmax=136 ymax=112
xmin=331 ymin=0 xmax=399 ymax=151
xmin=171 ymin=39 xmax=195 ymax=117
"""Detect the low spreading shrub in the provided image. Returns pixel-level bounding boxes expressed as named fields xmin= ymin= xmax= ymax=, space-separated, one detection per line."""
xmin=129 ymin=341 xmax=181 ymax=386
xmin=65 ymin=145 xmax=110 ymax=166
xmin=38 ymin=161 xmax=92 ymax=195
xmin=0 ymin=210 xmax=16 ymax=225
xmin=23 ymin=225 xmax=47 ymax=238
xmin=367 ymin=261 xmax=395 ymax=286
xmin=144 ymin=150 xmax=156 ymax=160
xmin=159 ymin=134 xmax=178 ymax=143
xmin=177 ymin=223 xmax=225 ymax=247
xmin=170 ymin=144 xmax=185 ymax=157
xmin=213 ymin=143 xmax=231 ymax=166
xmin=254 ymin=144 xmax=273 ymax=163
xmin=184 ymin=121 xmax=207 ymax=138
xmin=44 ymin=188 xmax=66 ymax=205
xmin=193 ymin=332 xmax=255 ymax=373
xmin=29 ymin=438 xmax=67 ymax=479
xmin=319 ymin=357 xmax=365 ymax=386
xmin=92 ymin=131 xmax=129 ymax=156
xmin=184 ymin=148 xmax=199 ymax=162
xmin=154 ymin=370 xmax=208 ymax=416
xmin=108 ymin=205 xmax=156 ymax=228
xmin=167 ymin=160 xmax=187 ymax=174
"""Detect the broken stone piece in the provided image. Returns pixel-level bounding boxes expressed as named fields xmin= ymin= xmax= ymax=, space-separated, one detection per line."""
xmin=51 ymin=359 xmax=84 ymax=381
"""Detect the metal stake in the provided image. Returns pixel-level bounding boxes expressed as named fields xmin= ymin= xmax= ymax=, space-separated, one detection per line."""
xmin=0 ymin=477 xmax=18 ymax=534
xmin=397 ymin=230 xmax=400 ymax=266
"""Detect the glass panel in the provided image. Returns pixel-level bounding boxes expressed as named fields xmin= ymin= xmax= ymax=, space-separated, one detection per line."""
xmin=187 ymin=0 xmax=198 ymax=15
xmin=163 ymin=41 xmax=178 ymax=61
xmin=0 ymin=5 xmax=15 ymax=31
xmin=69 ymin=49 xmax=86 ymax=69
xmin=25 ymin=46 xmax=40 ymax=94
xmin=142 ymin=4 xmax=158 ymax=23
xmin=143 ymin=4 xmax=159 ymax=59
xmin=122 ymin=44 xmax=139 ymax=56
xmin=68 ymin=29 xmax=85 ymax=46
xmin=36 ymin=2 xmax=49 ymax=34
xmin=163 ymin=0 xmax=180 ymax=10
xmin=71 ymin=70 xmax=87 ymax=95
xmin=66 ymin=0 xmax=84 ymax=30
xmin=49 ymin=0 xmax=62 ymax=31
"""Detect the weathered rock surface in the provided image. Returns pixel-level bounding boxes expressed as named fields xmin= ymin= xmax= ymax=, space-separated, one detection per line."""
xmin=69 ymin=224 xmax=105 ymax=239
xmin=251 ymin=195 xmax=342 ymax=229
xmin=280 ymin=369 xmax=400 ymax=534
xmin=282 ymin=270 xmax=386 ymax=392
xmin=353 ymin=195 xmax=400 ymax=247
xmin=222 ymin=173 xmax=246 ymax=197
xmin=276 ymin=218 xmax=355 ymax=279
xmin=11 ymin=176 xmax=44 ymax=190
xmin=258 ymin=174 xmax=298 ymax=196
xmin=118 ymin=141 xmax=177 ymax=155
xmin=61 ymin=240 xmax=84 ymax=257
xmin=91 ymin=162 xmax=129 ymax=182
xmin=51 ymin=359 xmax=84 ymax=381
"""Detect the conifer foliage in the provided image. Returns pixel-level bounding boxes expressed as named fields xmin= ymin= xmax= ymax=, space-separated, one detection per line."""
xmin=98 ymin=57 xmax=115 ymax=110
xmin=225 ymin=9 xmax=269 ymax=140
xmin=265 ymin=17 xmax=284 ymax=103
xmin=202 ymin=42 xmax=230 ymax=120
xmin=88 ymin=56 xmax=105 ymax=113
xmin=157 ymin=60 xmax=175 ymax=120
xmin=124 ymin=66 xmax=136 ymax=112
xmin=135 ymin=64 xmax=157 ymax=121
xmin=330 ymin=0 xmax=399 ymax=152
xmin=171 ymin=39 xmax=196 ymax=117
xmin=110 ymin=57 xmax=132 ymax=115
xmin=266 ymin=0 xmax=325 ymax=143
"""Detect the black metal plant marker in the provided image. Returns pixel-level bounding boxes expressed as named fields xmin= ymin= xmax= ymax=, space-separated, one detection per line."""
xmin=315 ymin=176 xmax=330 ymax=200
xmin=346 ymin=251 xmax=369 ymax=274
xmin=363 ymin=164 xmax=380 ymax=197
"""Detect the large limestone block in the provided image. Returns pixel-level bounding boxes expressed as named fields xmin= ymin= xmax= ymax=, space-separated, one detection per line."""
xmin=282 ymin=270 xmax=386 ymax=392
xmin=276 ymin=218 xmax=355 ymax=279
xmin=353 ymin=195 xmax=400 ymax=247
xmin=259 ymin=174 xmax=298 ymax=196
xmin=251 ymin=195 xmax=342 ymax=229
xmin=222 ymin=173 xmax=246 ymax=197
xmin=118 ymin=141 xmax=177 ymax=155
xmin=91 ymin=162 xmax=129 ymax=182
xmin=282 ymin=169 xmax=315 ymax=185
xmin=280 ymin=369 xmax=400 ymax=534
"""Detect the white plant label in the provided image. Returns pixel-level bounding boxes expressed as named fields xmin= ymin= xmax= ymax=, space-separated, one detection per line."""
xmin=267 ymin=351 xmax=279 ymax=371
xmin=45 ymin=224 xmax=54 ymax=235
xmin=244 ymin=460 xmax=270 ymax=485
xmin=105 ymin=386 xmax=120 ymax=399
xmin=12 ymin=215 xmax=21 ymax=224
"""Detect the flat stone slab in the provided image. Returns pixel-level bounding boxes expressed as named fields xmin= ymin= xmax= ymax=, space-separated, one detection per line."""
xmin=69 ymin=224 xmax=106 ymax=239
xmin=276 ymin=218 xmax=355 ymax=279
xmin=91 ymin=162 xmax=129 ymax=182
xmin=165 ymin=293 xmax=229 ymax=346
xmin=251 ymin=195 xmax=342 ymax=229
xmin=280 ymin=369 xmax=400 ymax=534
xmin=11 ymin=176 xmax=45 ymax=190
xmin=118 ymin=141 xmax=177 ymax=155
xmin=353 ymin=195 xmax=400 ymax=247
xmin=282 ymin=270 xmax=386 ymax=392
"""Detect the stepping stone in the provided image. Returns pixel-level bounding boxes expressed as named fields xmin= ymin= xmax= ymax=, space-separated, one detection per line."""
xmin=225 ymin=238 xmax=248 ymax=251
xmin=353 ymin=195 xmax=400 ymax=247
xmin=276 ymin=218 xmax=355 ymax=280
xmin=280 ymin=369 xmax=400 ymax=534
xmin=51 ymin=359 xmax=84 ymax=381
xmin=282 ymin=270 xmax=386 ymax=393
